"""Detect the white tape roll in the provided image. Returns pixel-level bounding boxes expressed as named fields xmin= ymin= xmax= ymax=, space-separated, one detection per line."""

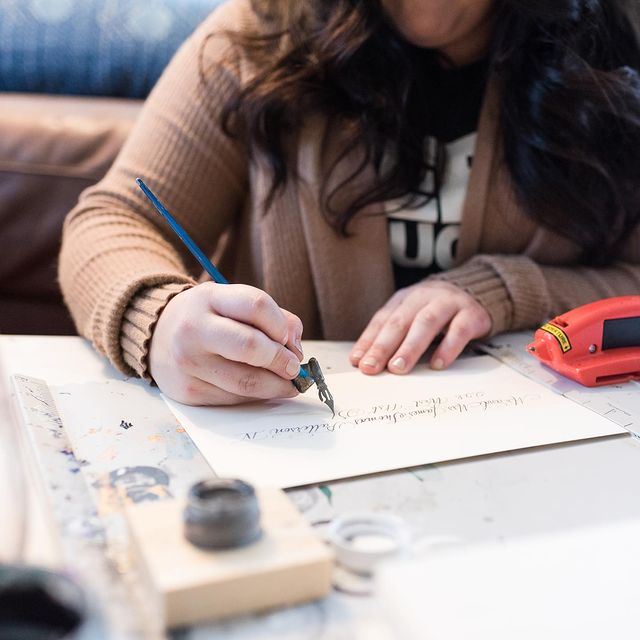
xmin=327 ymin=512 xmax=410 ymax=575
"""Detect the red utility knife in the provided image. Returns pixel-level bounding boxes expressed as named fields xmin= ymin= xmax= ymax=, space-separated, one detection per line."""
xmin=527 ymin=296 xmax=640 ymax=387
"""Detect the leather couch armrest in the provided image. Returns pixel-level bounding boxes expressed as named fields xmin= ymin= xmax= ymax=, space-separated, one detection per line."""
xmin=0 ymin=93 xmax=141 ymax=333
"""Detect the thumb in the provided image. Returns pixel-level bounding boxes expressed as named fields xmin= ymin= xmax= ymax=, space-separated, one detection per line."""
xmin=281 ymin=308 xmax=304 ymax=360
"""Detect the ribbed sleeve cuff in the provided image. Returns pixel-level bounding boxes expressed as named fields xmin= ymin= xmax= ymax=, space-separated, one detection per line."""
xmin=90 ymin=274 xmax=196 ymax=380
xmin=121 ymin=282 xmax=195 ymax=381
xmin=432 ymin=255 xmax=551 ymax=335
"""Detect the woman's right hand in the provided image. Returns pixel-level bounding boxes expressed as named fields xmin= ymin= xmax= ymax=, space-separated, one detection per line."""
xmin=148 ymin=282 xmax=304 ymax=406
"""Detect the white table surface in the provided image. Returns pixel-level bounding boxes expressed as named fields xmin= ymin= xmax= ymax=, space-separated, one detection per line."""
xmin=2 ymin=334 xmax=640 ymax=639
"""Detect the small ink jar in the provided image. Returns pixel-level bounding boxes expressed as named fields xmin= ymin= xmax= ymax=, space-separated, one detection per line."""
xmin=0 ymin=565 xmax=103 ymax=640
xmin=184 ymin=478 xmax=262 ymax=550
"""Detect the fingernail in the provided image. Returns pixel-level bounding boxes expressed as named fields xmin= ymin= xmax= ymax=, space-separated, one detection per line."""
xmin=286 ymin=359 xmax=300 ymax=377
xmin=391 ymin=357 xmax=406 ymax=372
xmin=362 ymin=356 xmax=378 ymax=368
xmin=351 ymin=350 xmax=364 ymax=362
xmin=432 ymin=358 xmax=444 ymax=370
xmin=294 ymin=335 xmax=303 ymax=354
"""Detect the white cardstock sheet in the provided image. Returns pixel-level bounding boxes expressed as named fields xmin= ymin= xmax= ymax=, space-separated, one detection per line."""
xmin=165 ymin=355 xmax=626 ymax=488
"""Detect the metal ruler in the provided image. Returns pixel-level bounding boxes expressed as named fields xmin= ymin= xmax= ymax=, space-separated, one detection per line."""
xmin=12 ymin=374 xmax=215 ymax=640
xmin=478 ymin=333 xmax=640 ymax=438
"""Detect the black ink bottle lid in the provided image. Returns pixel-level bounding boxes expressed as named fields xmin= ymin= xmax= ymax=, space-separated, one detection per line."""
xmin=183 ymin=478 xmax=262 ymax=550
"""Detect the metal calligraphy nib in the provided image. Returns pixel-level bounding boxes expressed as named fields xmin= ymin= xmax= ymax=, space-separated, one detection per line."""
xmin=309 ymin=358 xmax=335 ymax=418
xmin=292 ymin=357 xmax=335 ymax=417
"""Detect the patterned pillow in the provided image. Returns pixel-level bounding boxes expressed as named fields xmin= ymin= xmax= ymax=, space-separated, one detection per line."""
xmin=0 ymin=0 xmax=225 ymax=98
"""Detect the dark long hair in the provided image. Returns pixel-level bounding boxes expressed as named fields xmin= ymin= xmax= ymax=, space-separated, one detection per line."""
xmin=214 ymin=0 xmax=640 ymax=265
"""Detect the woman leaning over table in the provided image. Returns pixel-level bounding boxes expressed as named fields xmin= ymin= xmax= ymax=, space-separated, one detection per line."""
xmin=60 ymin=0 xmax=640 ymax=406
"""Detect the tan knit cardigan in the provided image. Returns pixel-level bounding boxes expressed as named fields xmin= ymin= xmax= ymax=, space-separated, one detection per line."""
xmin=59 ymin=0 xmax=640 ymax=380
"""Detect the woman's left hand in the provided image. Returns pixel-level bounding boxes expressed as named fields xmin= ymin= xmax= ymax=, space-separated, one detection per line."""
xmin=350 ymin=280 xmax=492 ymax=375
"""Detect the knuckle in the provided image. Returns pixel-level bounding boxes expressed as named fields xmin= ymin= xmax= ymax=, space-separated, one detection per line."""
xmin=473 ymin=307 xmax=491 ymax=329
xmin=270 ymin=347 xmax=289 ymax=372
xmin=179 ymin=381 xmax=202 ymax=405
xmin=199 ymin=281 xmax=217 ymax=297
xmin=400 ymin=341 xmax=423 ymax=359
xmin=415 ymin=309 xmax=438 ymax=328
xmin=450 ymin=322 xmax=473 ymax=342
xmin=175 ymin=317 xmax=196 ymax=342
xmin=386 ymin=313 xmax=408 ymax=333
xmin=237 ymin=331 xmax=258 ymax=357
xmin=237 ymin=373 xmax=258 ymax=396
xmin=290 ymin=315 xmax=303 ymax=336
xmin=367 ymin=322 xmax=382 ymax=337
xmin=372 ymin=308 xmax=388 ymax=324
xmin=369 ymin=314 xmax=387 ymax=334
xmin=368 ymin=344 xmax=390 ymax=360
xmin=250 ymin=290 xmax=273 ymax=318
xmin=170 ymin=342 xmax=195 ymax=370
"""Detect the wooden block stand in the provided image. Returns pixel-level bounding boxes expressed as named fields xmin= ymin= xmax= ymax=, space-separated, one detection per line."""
xmin=125 ymin=487 xmax=334 ymax=628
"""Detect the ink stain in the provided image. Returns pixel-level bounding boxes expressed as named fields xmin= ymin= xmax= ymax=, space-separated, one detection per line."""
xmin=108 ymin=466 xmax=172 ymax=503
xmin=119 ymin=420 xmax=134 ymax=430
xmin=408 ymin=468 xmax=425 ymax=482
xmin=319 ymin=485 xmax=333 ymax=505
xmin=60 ymin=448 xmax=88 ymax=467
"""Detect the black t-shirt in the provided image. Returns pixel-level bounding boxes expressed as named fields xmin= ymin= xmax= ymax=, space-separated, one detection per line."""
xmin=389 ymin=58 xmax=489 ymax=290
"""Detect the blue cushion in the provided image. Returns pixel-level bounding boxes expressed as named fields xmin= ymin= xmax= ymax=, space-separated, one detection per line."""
xmin=0 ymin=0 xmax=225 ymax=98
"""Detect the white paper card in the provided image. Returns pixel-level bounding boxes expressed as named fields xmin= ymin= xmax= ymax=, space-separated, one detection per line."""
xmin=165 ymin=356 xmax=625 ymax=488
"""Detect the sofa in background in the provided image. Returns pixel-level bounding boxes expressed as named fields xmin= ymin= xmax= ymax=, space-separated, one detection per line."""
xmin=0 ymin=93 xmax=141 ymax=334
xmin=0 ymin=0 xmax=224 ymax=334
